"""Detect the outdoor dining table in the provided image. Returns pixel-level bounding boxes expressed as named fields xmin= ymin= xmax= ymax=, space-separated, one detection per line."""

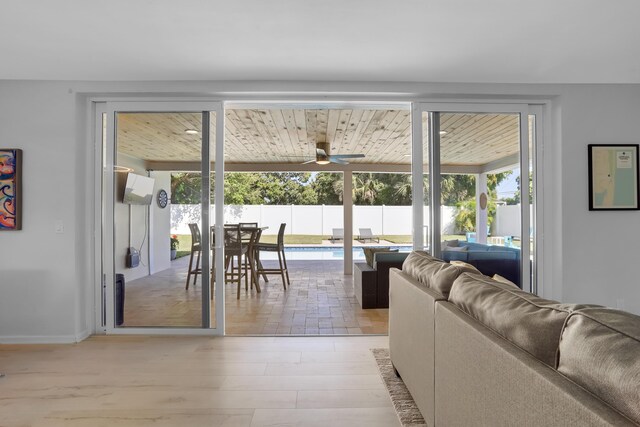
xmin=216 ymin=225 xmax=269 ymax=292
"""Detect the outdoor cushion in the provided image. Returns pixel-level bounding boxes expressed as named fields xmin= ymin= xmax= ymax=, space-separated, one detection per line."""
xmin=448 ymin=273 xmax=592 ymax=367
xmin=441 ymin=239 xmax=459 ymax=249
xmin=444 ymin=245 xmax=468 ymax=252
xmin=441 ymin=251 xmax=469 ymax=261
xmin=557 ymin=308 xmax=640 ymax=424
xmin=363 ymin=247 xmax=397 ymax=267
xmin=372 ymin=251 xmax=406 ymax=269
xmin=402 ymin=251 xmax=478 ymax=298
xmin=467 ymin=251 xmax=518 ymax=261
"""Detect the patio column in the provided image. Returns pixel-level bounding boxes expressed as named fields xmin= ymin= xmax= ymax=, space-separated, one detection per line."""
xmin=343 ymin=170 xmax=353 ymax=275
xmin=475 ymin=173 xmax=488 ymax=244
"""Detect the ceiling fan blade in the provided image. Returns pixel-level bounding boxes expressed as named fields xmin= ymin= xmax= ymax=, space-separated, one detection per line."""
xmin=330 ymin=158 xmax=349 ymax=165
xmin=316 ymin=148 xmax=327 ymax=157
xmin=301 ymin=159 xmax=317 ymax=164
xmin=329 ymin=153 xmax=365 ymax=159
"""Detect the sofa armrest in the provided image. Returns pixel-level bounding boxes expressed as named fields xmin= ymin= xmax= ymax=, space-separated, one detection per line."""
xmin=389 ymin=268 xmax=445 ymax=426
xmin=435 ymin=302 xmax=636 ymax=426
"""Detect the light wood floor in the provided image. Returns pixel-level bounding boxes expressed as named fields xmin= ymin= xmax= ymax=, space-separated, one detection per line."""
xmin=123 ymin=258 xmax=389 ymax=336
xmin=0 ymin=335 xmax=400 ymax=427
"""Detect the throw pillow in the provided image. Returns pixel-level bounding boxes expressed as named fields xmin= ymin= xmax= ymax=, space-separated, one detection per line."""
xmin=444 ymin=245 xmax=468 ymax=252
xmin=363 ymin=247 xmax=396 ymax=267
xmin=441 ymin=239 xmax=459 ymax=250
xmin=450 ymin=260 xmax=482 ymax=275
xmin=492 ymin=274 xmax=519 ymax=288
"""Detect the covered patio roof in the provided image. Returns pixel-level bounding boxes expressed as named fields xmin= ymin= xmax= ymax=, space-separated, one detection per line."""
xmin=116 ymin=108 xmax=521 ymax=174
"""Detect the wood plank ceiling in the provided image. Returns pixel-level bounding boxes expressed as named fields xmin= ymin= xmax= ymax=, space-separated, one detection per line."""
xmin=116 ymin=109 xmax=520 ymax=167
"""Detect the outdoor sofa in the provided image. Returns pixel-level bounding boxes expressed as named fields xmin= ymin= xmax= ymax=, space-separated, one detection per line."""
xmin=389 ymin=251 xmax=640 ymax=427
xmin=441 ymin=240 xmax=521 ymax=287
xmin=354 ymin=251 xmax=409 ymax=308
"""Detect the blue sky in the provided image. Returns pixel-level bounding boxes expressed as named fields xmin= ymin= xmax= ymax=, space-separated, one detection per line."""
xmin=496 ymin=168 xmax=519 ymax=199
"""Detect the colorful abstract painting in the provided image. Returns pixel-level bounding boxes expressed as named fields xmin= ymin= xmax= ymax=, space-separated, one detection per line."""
xmin=0 ymin=149 xmax=22 ymax=230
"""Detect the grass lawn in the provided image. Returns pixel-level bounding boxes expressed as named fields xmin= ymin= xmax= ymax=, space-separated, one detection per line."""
xmin=259 ymin=234 xmax=324 ymax=244
xmin=380 ymin=235 xmax=412 ymax=244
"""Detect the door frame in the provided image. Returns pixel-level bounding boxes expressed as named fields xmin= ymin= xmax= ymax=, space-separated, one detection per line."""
xmin=411 ymin=102 xmax=534 ymax=293
xmin=101 ymin=100 xmax=225 ymax=335
xmin=91 ymin=95 xmax=548 ymax=336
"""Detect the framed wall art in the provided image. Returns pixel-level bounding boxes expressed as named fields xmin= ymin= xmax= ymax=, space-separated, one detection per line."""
xmin=0 ymin=149 xmax=22 ymax=230
xmin=588 ymin=144 xmax=639 ymax=210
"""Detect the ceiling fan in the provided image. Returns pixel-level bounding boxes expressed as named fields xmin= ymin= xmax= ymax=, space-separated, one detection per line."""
xmin=302 ymin=142 xmax=365 ymax=165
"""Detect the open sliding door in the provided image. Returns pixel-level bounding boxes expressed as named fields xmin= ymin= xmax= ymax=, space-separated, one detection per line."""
xmin=412 ymin=103 xmax=535 ymax=293
xmin=103 ymin=101 xmax=225 ymax=334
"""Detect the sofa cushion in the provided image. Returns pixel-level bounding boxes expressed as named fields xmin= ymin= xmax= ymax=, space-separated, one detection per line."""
xmin=467 ymin=251 xmax=518 ymax=261
xmin=557 ymin=308 xmax=640 ymax=424
xmin=363 ymin=247 xmax=397 ymax=267
xmin=444 ymin=245 xmax=468 ymax=252
xmin=492 ymin=273 xmax=518 ymax=288
xmin=402 ymin=251 xmax=478 ymax=298
xmin=448 ymin=273 xmax=591 ymax=367
xmin=372 ymin=251 xmax=407 ymax=269
xmin=450 ymin=260 xmax=482 ymax=275
xmin=442 ymin=239 xmax=459 ymax=248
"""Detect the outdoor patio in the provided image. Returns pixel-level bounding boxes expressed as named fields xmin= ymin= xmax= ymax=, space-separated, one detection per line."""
xmin=122 ymin=256 xmax=389 ymax=335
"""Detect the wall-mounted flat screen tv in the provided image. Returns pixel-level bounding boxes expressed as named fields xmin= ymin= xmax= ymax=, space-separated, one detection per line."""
xmin=123 ymin=173 xmax=155 ymax=205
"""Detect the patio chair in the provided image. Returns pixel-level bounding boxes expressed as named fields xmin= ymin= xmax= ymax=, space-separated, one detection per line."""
xmin=255 ymin=223 xmax=290 ymax=289
xmin=185 ymin=223 xmax=202 ymax=289
xmin=358 ymin=228 xmax=380 ymax=243
xmin=330 ymin=228 xmax=344 ymax=243
xmin=224 ymin=224 xmax=250 ymax=299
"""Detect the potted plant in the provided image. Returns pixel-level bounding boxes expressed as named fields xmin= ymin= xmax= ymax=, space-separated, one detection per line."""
xmin=170 ymin=235 xmax=179 ymax=260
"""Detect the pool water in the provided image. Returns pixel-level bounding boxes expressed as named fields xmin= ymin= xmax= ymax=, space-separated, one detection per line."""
xmin=258 ymin=246 xmax=413 ymax=261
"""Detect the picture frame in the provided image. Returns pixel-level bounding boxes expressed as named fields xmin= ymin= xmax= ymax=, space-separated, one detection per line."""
xmin=0 ymin=148 xmax=22 ymax=230
xmin=588 ymin=144 xmax=639 ymax=211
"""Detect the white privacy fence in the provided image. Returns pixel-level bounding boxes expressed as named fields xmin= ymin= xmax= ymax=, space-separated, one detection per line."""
xmin=494 ymin=204 xmax=534 ymax=237
xmin=171 ymin=204 xmax=461 ymax=236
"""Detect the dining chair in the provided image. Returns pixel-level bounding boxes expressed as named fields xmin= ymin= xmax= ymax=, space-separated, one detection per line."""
xmin=224 ymin=224 xmax=250 ymax=299
xmin=255 ymin=223 xmax=290 ymax=289
xmin=239 ymin=222 xmax=258 ymax=242
xmin=246 ymin=227 xmax=262 ymax=292
xmin=185 ymin=223 xmax=202 ymax=289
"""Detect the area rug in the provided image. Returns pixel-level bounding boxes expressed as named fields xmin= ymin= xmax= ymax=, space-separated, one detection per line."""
xmin=371 ymin=348 xmax=427 ymax=427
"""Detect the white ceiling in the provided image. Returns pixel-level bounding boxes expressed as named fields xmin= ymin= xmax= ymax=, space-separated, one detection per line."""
xmin=1 ymin=0 xmax=639 ymax=83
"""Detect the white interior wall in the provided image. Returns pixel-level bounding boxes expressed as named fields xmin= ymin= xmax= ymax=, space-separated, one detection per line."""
xmin=0 ymin=80 xmax=639 ymax=343
xmin=150 ymin=171 xmax=171 ymax=274
xmin=560 ymin=86 xmax=640 ymax=313
xmin=114 ymin=154 xmax=150 ymax=283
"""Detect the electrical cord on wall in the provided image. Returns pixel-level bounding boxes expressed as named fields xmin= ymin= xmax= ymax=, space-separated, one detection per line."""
xmin=138 ymin=205 xmax=149 ymax=267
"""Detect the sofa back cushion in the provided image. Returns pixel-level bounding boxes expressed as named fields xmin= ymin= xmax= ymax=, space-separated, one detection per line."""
xmin=557 ymin=308 xmax=640 ymax=424
xmin=402 ymin=251 xmax=480 ymax=298
xmin=448 ymin=273 xmax=589 ymax=367
xmin=363 ymin=247 xmax=398 ymax=267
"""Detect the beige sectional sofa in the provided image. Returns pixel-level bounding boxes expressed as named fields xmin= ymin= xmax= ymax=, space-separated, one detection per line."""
xmin=389 ymin=251 xmax=640 ymax=427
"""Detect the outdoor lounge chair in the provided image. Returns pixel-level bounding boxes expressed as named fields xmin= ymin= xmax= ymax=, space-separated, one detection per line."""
xmin=358 ymin=228 xmax=380 ymax=243
xmin=330 ymin=228 xmax=344 ymax=243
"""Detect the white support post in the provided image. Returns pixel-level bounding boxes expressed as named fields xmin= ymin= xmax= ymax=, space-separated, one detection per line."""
xmin=343 ymin=171 xmax=353 ymax=275
xmin=476 ymin=173 xmax=488 ymax=244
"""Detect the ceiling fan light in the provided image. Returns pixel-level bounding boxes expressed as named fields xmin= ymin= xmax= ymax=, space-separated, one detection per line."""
xmin=113 ymin=165 xmax=134 ymax=173
xmin=316 ymin=160 xmax=331 ymax=165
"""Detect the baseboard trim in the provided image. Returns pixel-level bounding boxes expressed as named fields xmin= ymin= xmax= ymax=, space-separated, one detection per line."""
xmin=0 ymin=335 xmax=81 ymax=344
xmin=76 ymin=329 xmax=91 ymax=342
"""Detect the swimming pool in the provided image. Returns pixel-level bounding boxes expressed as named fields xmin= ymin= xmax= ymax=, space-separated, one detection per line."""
xmin=259 ymin=245 xmax=413 ymax=261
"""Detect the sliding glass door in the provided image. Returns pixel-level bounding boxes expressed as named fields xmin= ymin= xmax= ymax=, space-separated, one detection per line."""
xmin=412 ymin=103 xmax=535 ymax=293
xmin=103 ymin=101 xmax=225 ymax=333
